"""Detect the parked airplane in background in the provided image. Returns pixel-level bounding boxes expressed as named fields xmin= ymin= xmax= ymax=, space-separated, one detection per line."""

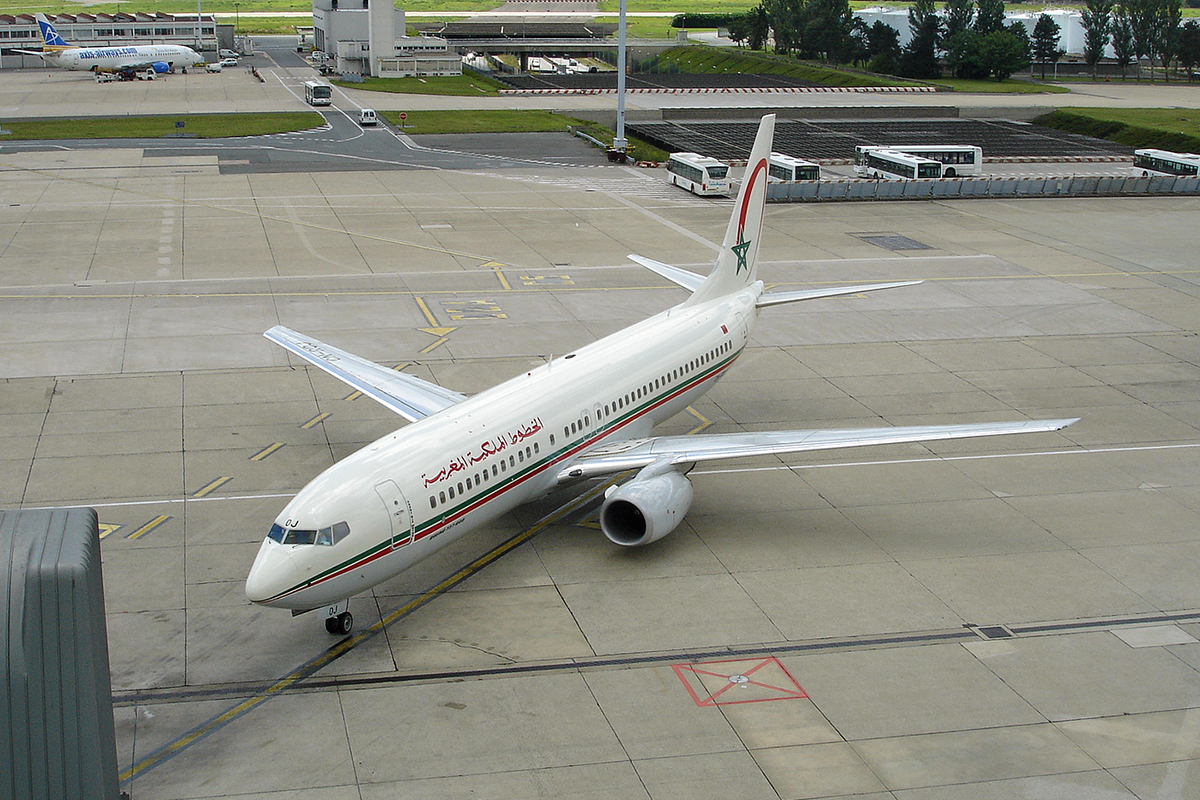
xmin=245 ymin=115 xmax=1078 ymax=635
xmin=18 ymin=14 xmax=203 ymax=78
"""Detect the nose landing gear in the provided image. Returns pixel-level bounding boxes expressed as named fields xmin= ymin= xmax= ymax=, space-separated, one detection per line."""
xmin=323 ymin=599 xmax=353 ymax=635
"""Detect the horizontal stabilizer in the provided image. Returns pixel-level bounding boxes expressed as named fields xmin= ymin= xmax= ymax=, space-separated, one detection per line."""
xmin=757 ymin=280 xmax=922 ymax=308
xmin=264 ymin=325 xmax=465 ymax=422
xmin=628 ymin=254 xmax=705 ymax=293
xmin=557 ymin=418 xmax=1079 ymax=482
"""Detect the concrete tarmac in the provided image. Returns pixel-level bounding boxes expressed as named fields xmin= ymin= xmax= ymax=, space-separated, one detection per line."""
xmin=2 ymin=54 xmax=1200 ymax=800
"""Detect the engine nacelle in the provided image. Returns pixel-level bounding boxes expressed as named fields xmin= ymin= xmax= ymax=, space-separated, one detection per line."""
xmin=600 ymin=471 xmax=693 ymax=547
xmin=153 ymin=61 xmax=170 ymax=73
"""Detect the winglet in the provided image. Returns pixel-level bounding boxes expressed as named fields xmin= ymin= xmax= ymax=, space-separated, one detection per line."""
xmin=684 ymin=114 xmax=775 ymax=307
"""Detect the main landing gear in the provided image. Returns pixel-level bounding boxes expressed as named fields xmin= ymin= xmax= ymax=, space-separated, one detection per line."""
xmin=323 ymin=599 xmax=353 ymax=635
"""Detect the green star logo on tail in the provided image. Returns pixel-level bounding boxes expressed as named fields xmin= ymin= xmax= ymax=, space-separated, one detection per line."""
xmin=731 ymin=236 xmax=751 ymax=274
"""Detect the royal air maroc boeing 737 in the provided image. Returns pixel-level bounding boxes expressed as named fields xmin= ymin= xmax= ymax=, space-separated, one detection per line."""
xmin=18 ymin=14 xmax=203 ymax=77
xmin=245 ymin=115 xmax=1078 ymax=635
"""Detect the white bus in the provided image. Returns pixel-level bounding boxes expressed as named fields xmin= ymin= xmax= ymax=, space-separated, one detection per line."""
xmin=665 ymin=152 xmax=731 ymax=196
xmin=858 ymin=149 xmax=943 ymax=180
xmin=1133 ymin=149 xmax=1200 ymax=177
xmin=303 ymin=80 xmax=333 ymax=106
xmin=767 ymin=152 xmax=821 ymax=181
xmin=855 ymin=145 xmax=980 ymax=177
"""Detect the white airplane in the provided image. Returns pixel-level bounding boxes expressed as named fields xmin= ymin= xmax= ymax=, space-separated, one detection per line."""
xmin=245 ymin=115 xmax=1078 ymax=635
xmin=18 ymin=14 xmax=203 ymax=77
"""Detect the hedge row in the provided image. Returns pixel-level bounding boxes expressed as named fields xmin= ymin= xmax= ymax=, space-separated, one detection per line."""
xmin=670 ymin=13 xmax=745 ymax=28
xmin=1034 ymin=110 xmax=1200 ymax=153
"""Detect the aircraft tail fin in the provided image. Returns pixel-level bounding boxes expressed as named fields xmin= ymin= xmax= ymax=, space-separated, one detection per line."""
xmin=35 ymin=13 xmax=71 ymax=50
xmin=683 ymin=113 xmax=775 ymax=307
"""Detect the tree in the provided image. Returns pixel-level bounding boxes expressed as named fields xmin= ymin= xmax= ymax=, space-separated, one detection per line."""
xmin=1032 ymin=13 xmax=1064 ymax=79
xmin=899 ymin=0 xmax=942 ymax=77
xmin=762 ymin=0 xmax=803 ymax=54
xmin=1081 ymin=0 xmax=1114 ymax=77
xmin=1128 ymin=0 xmax=1157 ymax=73
xmin=865 ymin=19 xmax=903 ymax=73
xmin=1154 ymin=0 xmax=1183 ymax=81
xmin=981 ymin=26 xmax=1031 ymax=79
xmin=799 ymin=0 xmax=857 ymax=62
xmin=944 ymin=0 xmax=976 ymax=37
xmin=746 ymin=5 xmax=772 ymax=50
xmin=1179 ymin=19 xmax=1200 ymax=79
xmin=975 ymin=0 xmax=1007 ymax=35
xmin=1113 ymin=4 xmax=1137 ymax=77
xmin=944 ymin=29 xmax=991 ymax=78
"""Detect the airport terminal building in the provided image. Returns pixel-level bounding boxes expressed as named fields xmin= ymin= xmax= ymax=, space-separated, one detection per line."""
xmin=0 ymin=12 xmax=238 ymax=68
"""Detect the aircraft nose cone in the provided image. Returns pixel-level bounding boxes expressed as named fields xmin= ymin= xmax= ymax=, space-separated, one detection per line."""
xmin=245 ymin=541 xmax=302 ymax=605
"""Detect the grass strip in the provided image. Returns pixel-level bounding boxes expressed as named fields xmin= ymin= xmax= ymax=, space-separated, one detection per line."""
xmin=378 ymin=109 xmax=670 ymax=161
xmin=0 ymin=112 xmax=325 ymax=140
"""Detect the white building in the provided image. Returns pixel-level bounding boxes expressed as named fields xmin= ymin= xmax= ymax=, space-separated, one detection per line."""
xmin=312 ymin=0 xmax=459 ymax=77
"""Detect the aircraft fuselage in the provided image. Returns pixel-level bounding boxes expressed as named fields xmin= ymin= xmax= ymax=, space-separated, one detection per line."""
xmin=245 ymin=288 xmax=759 ymax=610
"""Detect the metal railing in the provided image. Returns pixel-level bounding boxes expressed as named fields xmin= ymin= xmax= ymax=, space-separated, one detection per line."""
xmin=766 ymin=174 xmax=1200 ymax=202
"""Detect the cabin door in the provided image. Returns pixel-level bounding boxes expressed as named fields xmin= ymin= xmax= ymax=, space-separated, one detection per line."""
xmin=374 ymin=479 xmax=413 ymax=549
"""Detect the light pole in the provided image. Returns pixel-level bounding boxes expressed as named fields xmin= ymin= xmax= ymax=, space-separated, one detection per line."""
xmin=234 ymin=1 xmax=240 ymax=35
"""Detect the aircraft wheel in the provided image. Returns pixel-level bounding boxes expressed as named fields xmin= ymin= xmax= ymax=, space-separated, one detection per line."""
xmin=325 ymin=611 xmax=353 ymax=635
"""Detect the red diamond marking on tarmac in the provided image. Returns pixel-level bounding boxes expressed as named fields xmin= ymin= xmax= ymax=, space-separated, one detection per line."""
xmin=672 ymin=657 xmax=808 ymax=707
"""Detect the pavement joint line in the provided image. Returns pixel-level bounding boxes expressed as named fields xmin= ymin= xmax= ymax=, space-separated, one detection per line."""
xmin=115 ymin=476 xmax=620 ymax=786
xmin=4 ymin=269 xmax=1200 ymax=301
xmin=0 ymin=160 xmax=495 ymax=262
xmin=24 ymin=441 xmax=1200 ymax=514
xmin=114 ymin=607 xmax=1200 ymax=709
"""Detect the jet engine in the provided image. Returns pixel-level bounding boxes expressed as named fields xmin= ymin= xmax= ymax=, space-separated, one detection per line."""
xmin=153 ymin=61 xmax=170 ymax=73
xmin=599 ymin=470 xmax=693 ymax=547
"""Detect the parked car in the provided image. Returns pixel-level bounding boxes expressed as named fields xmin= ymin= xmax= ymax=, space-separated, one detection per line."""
xmin=219 ymin=49 xmax=239 ymax=59
xmin=205 ymin=62 xmax=222 ymax=73
xmin=219 ymin=57 xmax=239 ymax=67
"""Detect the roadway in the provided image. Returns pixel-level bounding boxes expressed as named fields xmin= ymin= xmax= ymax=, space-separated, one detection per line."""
xmin=2 ymin=42 xmax=1200 ymax=800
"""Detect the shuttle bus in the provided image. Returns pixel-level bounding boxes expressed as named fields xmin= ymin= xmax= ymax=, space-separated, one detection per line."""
xmin=858 ymin=149 xmax=943 ymax=180
xmin=1133 ymin=149 xmax=1200 ymax=177
xmin=855 ymin=145 xmax=980 ymax=177
xmin=767 ymin=152 xmax=821 ymax=181
xmin=303 ymin=80 xmax=333 ymax=106
xmin=665 ymin=152 xmax=731 ymax=196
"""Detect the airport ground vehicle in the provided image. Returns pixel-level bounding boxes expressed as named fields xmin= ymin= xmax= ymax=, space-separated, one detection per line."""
xmin=767 ymin=152 xmax=821 ymax=181
xmin=854 ymin=145 xmax=982 ymax=177
xmin=205 ymin=62 xmax=222 ymax=73
xmin=1133 ymin=149 xmax=1200 ymax=177
xmin=219 ymin=57 xmax=239 ymax=67
xmin=665 ymin=152 xmax=731 ymax=196
xmin=359 ymin=108 xmax=378 ymax=126
xmin=858 ymin=149 xmax=943 ymax=180
xmin=304 ymin=80 xmax=333 ymax=106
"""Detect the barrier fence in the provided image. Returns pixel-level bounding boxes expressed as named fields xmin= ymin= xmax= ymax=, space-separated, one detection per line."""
xmin=766 ymin=174 xmax=1200 ymax=202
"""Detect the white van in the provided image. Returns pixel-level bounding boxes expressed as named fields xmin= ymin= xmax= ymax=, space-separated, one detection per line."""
xmin=219 ymin=49 xmax=239 ymax=59
xmin=358 ymin=108 xmax=378 ymax=126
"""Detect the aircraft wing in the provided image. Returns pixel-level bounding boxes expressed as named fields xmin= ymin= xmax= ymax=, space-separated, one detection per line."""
xmin=555 ymin=418 xmax=1078 ymax=482
xmin=264 ymin=325 xmax=465 ymax=422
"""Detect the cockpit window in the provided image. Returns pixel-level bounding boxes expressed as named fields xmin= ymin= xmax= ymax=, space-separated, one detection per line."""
xmin=268 ymin=521 xmax=349 ymax=546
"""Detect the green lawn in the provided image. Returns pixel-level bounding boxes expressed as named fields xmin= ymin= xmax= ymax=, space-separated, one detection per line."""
xmin=379 ymin=109 xmax=576 ymax=134
xmin=1034 ymin=108 xmax=1200 ymax=152
xmin=334 ymin=74 xmax=503 ymax=96
xmin=0 ymin=112 xmax=324 ymax=140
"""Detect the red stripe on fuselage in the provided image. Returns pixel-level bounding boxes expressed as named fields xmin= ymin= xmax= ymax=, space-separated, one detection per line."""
xmin=262 ymin=350 xmax=742 ymax=604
